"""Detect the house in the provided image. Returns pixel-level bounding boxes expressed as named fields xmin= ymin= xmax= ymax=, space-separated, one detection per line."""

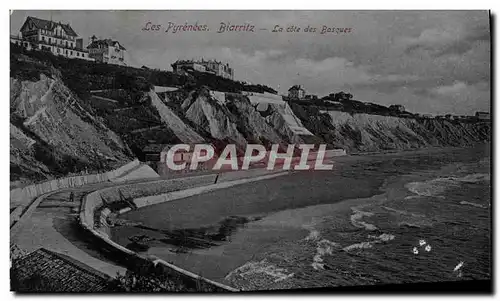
xmin=288 ymin=85 xmax=306 ymax=100
xmin=171 ymin=59 xmax=234 ymax=80
xmin=87 ymin=36 xmax=127 ymax=66
xmin=304 ymin=94 xmax=318 ymax=101
xmin=12 ymin=16 xmax=92 ymax=60
xmin=475 ymin=111 xmax=490 ymax=120
xmin=389 ymin=104 xmax=406 ymax=112
xmin=327 ymin=92 xmax=353 ymax=102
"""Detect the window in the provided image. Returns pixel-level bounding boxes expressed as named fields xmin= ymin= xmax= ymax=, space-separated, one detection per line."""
xmin=48 ymin=38 xmax=51 ymax=43
xmin=70 ymin=51 xmax=73 ymax=55
xmin=77 ymin=52 xmax=79 ymax=57
xmin=57 ymin=48 xmax=60 ymax=53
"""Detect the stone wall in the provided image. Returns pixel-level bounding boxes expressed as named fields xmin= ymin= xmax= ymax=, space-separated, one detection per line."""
xmin=10 ymin=160 xmax=140 ymax=209
xmin=79 ymin=175 xmax=239 ymax=292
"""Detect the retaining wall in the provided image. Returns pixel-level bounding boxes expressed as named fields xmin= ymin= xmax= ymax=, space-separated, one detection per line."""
xmin=10 ymin=160 xmax=140 ymax=209
xmin=79 ymin=175 xmax=239 ymax=292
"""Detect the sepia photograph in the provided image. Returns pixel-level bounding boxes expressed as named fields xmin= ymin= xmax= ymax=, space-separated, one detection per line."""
xmin=8 ymin=9 xmax=492 ymax=293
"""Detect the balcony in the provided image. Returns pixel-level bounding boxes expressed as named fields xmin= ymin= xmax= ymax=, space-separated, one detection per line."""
xmin=40 ymin=40 xmax=86 ymax=52
xmin=41 ymin=31 xmax=75 ymax=40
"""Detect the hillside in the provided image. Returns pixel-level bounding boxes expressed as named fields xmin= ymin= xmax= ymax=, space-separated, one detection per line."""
xmin=10 ymin=46 xmax=491 ymax=183
xmin=10 ymin=60 xmax=134 ymax=184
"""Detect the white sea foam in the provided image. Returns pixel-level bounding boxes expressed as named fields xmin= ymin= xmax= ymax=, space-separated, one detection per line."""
xmin=304 ymin=230 xmax=321 ymax=241
xmin=459 ymin=201 xmax=488 ymax=209
xmin=350 ymin=208 xmax=378 ymax=231
xmin=370 ymin=233 xmax=395 ymax=242
xmin=343 ymin=233 xmax=395 ymax=252
xmin=303 ymin=227 xmax=341 ymax=270
xmin=225 ymin=259 xmax=294 ymax=283
xmin=343 ymin=241 xmax=373 ymax=252
xmin=405 ymin=173 xmax=490 ymax=197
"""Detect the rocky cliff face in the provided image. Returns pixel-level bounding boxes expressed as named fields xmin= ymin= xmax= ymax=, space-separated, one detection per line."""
xmin=162 ymin=87 xmax=491 ymax=153
xmin=10 ymin=74 xmax=133 ymax=183
xmin=10 ymin=61 xmax=490 ymax=184
xmin=291 ymin=105 xmax=491 ymax=153
xmin=179 ymin=88 xmax=285 ymax=148
xmin=148 ymin=90 xmax=205 ymax=144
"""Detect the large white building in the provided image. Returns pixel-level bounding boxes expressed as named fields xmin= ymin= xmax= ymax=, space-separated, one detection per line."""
xmin=11 ymin=16 xmax=93 ymax=61
xmin=171 ymin=59 xmax=234 ymax=80
xmin=87 ymin=36 xmax=127 ymax=66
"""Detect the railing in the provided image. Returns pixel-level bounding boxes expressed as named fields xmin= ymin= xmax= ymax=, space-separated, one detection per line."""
xmin=45 ymin=32 xmax=74 ymax=40
xmin=35 ymin=40 xmax=89 ymax=53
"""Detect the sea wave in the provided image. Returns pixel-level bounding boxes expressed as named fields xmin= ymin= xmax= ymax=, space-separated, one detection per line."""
xmin=225 ymin=259 xmax=294 ymax=284
xmin=343 ymin=233 xmax=395 ymax=252
xmin=405 ymin=173 xmax=490 ymax=197
xmin=302 ymin=227 xmax=341 ymax=270
xmin=459 ymin=201 xmax=488 ymax=209
xmin=350 ymin=207 xmax=378 ymax=231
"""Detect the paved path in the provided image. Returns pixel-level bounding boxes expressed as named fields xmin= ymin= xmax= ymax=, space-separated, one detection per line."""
xmin=11 ymin=168 xmax=288 ymax=278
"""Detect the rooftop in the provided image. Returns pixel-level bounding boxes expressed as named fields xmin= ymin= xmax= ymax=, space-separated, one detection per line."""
xmin=87 ymin=38 xmax=126 ymax=50
xmin=288 ymin=85 xmax=304 ymax=91
xmin=12 ymin=248 xmax=111 ymax=292
xmin=173 ymin=59 xmax=230 ymax=66
xmin=23 ymin=16 xmax=78 ymax=37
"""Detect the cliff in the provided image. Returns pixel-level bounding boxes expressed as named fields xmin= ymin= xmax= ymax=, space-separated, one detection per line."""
xmin=10 ymin=49 xmax=491 ymax=184
xmin=10 ymin=74 xmax=133 ymax=184
xmin=178 ymin=88 xmax=285 ymax=148
xmin=146 ymin=88 xmax=491 ymax=154
xmin=290 ymin=104 xmax=491 ymax=153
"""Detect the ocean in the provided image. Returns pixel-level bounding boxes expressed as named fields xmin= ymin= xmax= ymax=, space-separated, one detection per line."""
xmin=111 ymin=146 xmax=491 ymax=290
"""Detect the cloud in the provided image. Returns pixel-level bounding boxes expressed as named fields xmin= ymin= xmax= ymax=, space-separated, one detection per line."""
xmin=402 ymin=22 xmax=490 ymax=58
xmin=9 ymin=10 xmax=491 ymax=115
xmin=434 ymin=81 xmax=468 ymax=95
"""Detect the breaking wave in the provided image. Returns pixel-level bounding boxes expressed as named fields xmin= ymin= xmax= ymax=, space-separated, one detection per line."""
xmin=350 ymin=207 xmax=378 ymax=231
xmin=405 ymin=173 xmax=490 ymax=197
xmin=225 ymin=259 xmax=294 ymax=284
xmin=303 ymin=227 xmax=341 ymax=270
xmin=460 ymin=201 xmax=488 ymax=209
xmin=342 ymin=233 xmax=395 ymax=252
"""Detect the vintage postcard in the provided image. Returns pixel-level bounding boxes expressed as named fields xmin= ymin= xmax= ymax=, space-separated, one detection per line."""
xmin=9 ymin=10 xmax=491 ymax=293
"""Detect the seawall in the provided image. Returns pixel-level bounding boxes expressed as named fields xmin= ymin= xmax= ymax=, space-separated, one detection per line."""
xmin=79 ymin=173 xmax=243 ymax=292
xmin=78 ymin=168 xmax=297 ymax=292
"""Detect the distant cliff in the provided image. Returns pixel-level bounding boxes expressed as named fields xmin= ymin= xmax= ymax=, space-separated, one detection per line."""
xmin=290 ymin=104 xmax=491 ymax=153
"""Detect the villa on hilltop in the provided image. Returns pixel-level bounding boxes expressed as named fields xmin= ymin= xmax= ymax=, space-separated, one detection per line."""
xmin=288 ymin=85 xmax=306 ymax=100
xmin=171 ymin=59 xmax=234 ymax=80
xmin=87 ymin=35 xmax=127 ymax=66
xmin=11 ymin=16 xmax=93 ymax=61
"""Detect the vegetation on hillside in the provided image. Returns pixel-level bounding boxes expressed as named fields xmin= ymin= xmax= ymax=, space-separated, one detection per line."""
xmin=11 ymin=44 xmax=276 ymax=100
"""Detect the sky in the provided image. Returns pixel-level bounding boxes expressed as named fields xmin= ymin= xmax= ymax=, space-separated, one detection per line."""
xmin=10 ymin=10 xmax=491 ymax=115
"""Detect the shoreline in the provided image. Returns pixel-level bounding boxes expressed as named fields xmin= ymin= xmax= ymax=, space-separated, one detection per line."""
xmin=109 ymin=145 xmax=490 ymax=289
